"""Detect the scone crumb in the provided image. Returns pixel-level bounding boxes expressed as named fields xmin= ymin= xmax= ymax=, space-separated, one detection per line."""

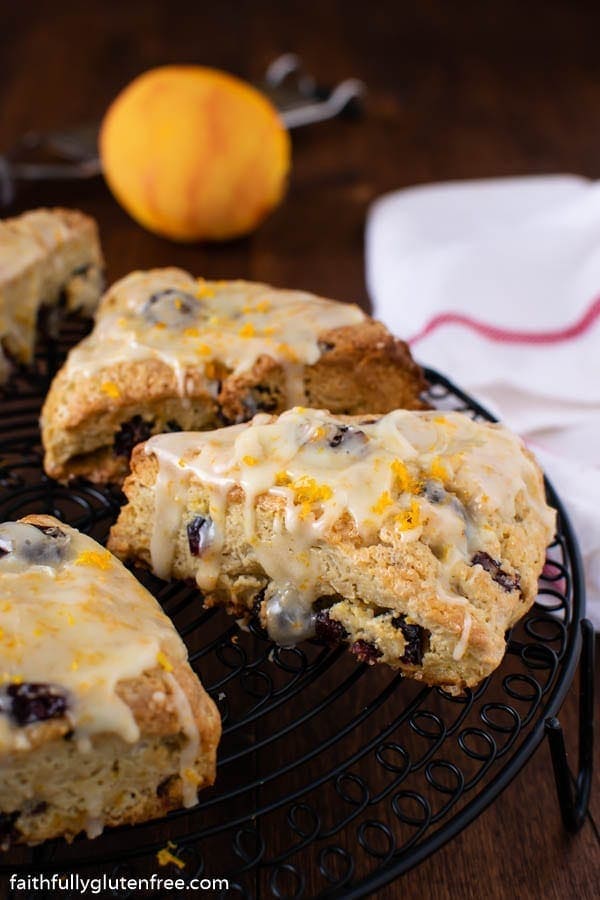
xmin=156 ymin=650 xmax=173 ymax=672
xmin=156 ymin=842 xmax=186 ymax=869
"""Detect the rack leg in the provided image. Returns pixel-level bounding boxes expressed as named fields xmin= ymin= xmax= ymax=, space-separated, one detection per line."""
xmin=545 ymin=618 xmax=595 ymax=833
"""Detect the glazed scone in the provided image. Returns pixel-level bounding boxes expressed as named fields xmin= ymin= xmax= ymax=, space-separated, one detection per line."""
xmin=108 ymin=409 xmax=556 ymax=692
xmin=0 ymin=515 xmax=220 ymax=847
xmin=0 ymin=208 xmax=104 ymax=382
xmin=41 ymin=268 xmax=426 ymax=484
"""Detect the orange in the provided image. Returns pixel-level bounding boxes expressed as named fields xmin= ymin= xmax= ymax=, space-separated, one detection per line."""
xmin=100 ymin=65 xmax=290 ymax=241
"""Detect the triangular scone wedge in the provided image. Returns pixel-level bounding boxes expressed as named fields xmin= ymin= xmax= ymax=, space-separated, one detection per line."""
xmin=0 ymin=515 xmax=220 ymax=847
xmin=0 ymin=208 xmax=104 ymax=382
xmin=41 ymin=268 xmax=426 ymax=484
xmin=108 ymin=408 xmax=556 ymax=693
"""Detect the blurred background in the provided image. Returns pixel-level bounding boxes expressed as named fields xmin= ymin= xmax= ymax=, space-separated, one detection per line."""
xmin=3 ymin=0 xmax=600 ymax=301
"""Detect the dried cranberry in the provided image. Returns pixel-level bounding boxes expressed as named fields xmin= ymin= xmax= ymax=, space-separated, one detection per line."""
xmin=350 ymin=640 xmax=382 ymax=664
xmin=187 ymin=516 xmax=214 ymax=557
xmin=324 ymin=424 xmax=368 ymax=451
xmin=314 ymin=610 xmax=348 ymax=644
xmin=391 ymin=614 xmax=429 ymax=665
xmin=238 ymin=385 xmax=279 ymax=422
xmin=328 ymin=425 xmax=348 ymax=447
xmin=471 ymin=551 xmax=520 ymax=593
xmin=318 ymin=340 xmax=335 ymax=353
xmin=238 ymin=394 xmax=258 ymax=420
xmin=142 ymin=289 xmax=202 ymax=327
xmin=424 ymin=480 xmax=445 ymax=504
xmin=156 ymin=775 xmax=177 ymax=798
xmin=113 ymin=416 xmax=154 ymax=458
xmin=5 ymin=683 xmax=68 ymax=726
xmin=0 ymin=522 xmax=70 ymax=565
xmin=33 ymin=524 xmax=66 ymax=539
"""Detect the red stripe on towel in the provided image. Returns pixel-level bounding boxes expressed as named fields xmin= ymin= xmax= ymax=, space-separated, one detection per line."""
xmin=408 ymin=296 xmax=600 ymax=346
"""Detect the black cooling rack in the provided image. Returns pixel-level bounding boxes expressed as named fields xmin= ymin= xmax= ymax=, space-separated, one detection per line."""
xmin=0 ymin=327 xmax=593 ymax=899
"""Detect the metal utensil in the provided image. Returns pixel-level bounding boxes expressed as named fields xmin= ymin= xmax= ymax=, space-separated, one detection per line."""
xmin=0 ymin=55 xmax=365 ymax=208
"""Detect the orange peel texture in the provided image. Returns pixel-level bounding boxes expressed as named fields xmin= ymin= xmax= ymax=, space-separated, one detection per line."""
xmin=100 ymin=65 xmax=291 ymax=242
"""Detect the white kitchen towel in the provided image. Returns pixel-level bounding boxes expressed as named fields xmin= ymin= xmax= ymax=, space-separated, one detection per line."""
xmin=366 ymin=175 xmax=600 ymax=627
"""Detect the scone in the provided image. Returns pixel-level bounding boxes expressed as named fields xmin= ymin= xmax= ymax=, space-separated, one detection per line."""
xmin=0 ymin=208 xmax=104 ymax=382
xmin=41 ymin=268 xmax=426 ymax=484
xmin=108 ymin=408 xmax=556 ymax=692
xmin=0 ymin=515 xmax=220 ymax=847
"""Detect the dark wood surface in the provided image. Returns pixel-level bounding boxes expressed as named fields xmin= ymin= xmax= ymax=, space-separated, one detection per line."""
xmin=1 ymin=1 xmax=599 ymax=897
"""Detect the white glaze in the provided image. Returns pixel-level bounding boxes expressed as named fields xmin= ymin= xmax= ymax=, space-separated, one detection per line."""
xmin=0 ymin=519 xmax=198 ymax=778
xmin=144 ymin=408 xmax=556 ymax=654
xmin=60 ymin=269 xmax=366 ymax=399
xmin=452 ymin=611 xmax=473 ymax=661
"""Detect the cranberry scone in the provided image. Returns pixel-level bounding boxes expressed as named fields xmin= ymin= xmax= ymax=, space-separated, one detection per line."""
xmin=108 ymin=408 xmax=556 ymax=692
xmin=0 ymin=515 xmax=220 ymax=847
xmin=0 ymin=208 xmax=104 ymax=382
xmin=41 ymin=268 xmax=426 ymax=484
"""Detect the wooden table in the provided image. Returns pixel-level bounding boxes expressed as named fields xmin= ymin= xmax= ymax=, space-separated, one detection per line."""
xmin=0 ymin=1 xmax=598 ymax=896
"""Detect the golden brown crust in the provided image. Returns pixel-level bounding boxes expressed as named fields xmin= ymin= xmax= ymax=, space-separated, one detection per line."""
xmin=108 ymin=413 xmax=554 ymax=694
xmin=0 ymin=207 xmax=104 ymax=379
xmin=0 ymin=514 xmax=221 ymax=846
xmin=41 ymin=274 xmax=427 ymax=484
xmin=304 ymin=321 xmax=427 ymax=413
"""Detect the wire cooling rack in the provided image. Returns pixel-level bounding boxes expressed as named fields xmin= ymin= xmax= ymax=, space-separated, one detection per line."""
xmin=0 ymin=326 xmax=593 ymax=899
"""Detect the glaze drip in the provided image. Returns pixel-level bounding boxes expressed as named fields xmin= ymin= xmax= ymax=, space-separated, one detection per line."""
xmin=0 ymin=519 xmax=197 ymax=763
xmin=144 ymin=408 xmax=556 ymax=658
xmin=61 ymin=270 xmax=366 ymax=400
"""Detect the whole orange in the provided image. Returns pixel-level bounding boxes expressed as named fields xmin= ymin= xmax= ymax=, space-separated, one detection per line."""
xmin=99 ymin=65 xmax=291 ymax=242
